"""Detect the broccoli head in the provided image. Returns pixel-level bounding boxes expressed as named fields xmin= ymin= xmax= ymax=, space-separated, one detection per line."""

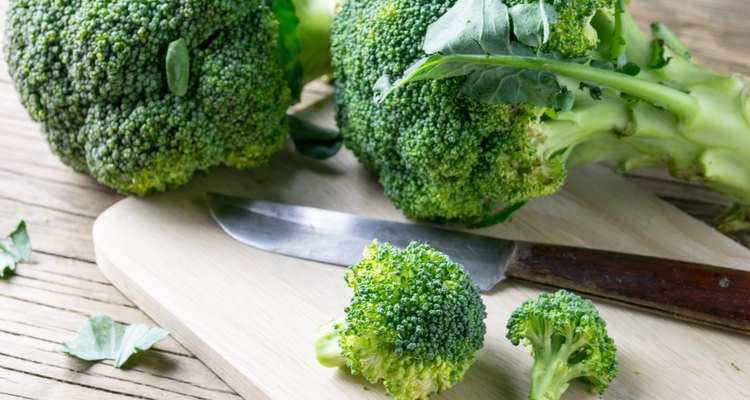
xmin=315 ymin=241 xmax=487 ymax=399
xmin=333 ymin=0 xmax=750 ymax=229
xmin=4 ymin=0 xmax=331 ymax=195
xmin=507 ymin=290 xmax=618 ymax=400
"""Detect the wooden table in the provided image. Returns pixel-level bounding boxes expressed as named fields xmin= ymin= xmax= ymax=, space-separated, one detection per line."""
xmin=0 ymin=0 xmax=748 ymax=398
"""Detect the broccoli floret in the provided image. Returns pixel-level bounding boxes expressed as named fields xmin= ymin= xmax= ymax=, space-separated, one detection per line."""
xmin=315 ymin=241 xmax=487 ymax=400
xmin=332 ymin=0 xmax=750 ymax=229
xmin=507 ymin=290 xmax=618 ymax=400
xmin=4 ymin=0 xmax=331 ymax=195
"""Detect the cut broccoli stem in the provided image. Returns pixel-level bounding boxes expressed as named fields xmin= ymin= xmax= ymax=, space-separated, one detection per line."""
xmin=417 ymin=54 xmax=699 ymax=120
xmin=528 ymin=357 xmax=578 ymax=400
xmin=315 ymin=320 xmax=347 ymax=368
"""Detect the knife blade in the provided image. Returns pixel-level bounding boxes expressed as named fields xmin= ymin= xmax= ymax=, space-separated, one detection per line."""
xmin=208 ymin=192 xmax=750 ymax=334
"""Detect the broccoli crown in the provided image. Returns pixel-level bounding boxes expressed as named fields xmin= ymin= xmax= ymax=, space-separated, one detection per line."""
xmin=332 ymin=0 xmax=568 ymax=222
xmin=335 ymin=241 xmax=487 ymax=399
xmin=4 ymin=0 xmax=290 ymax=195
xmin=505 ymin=0 xmax=613 ymax=57
xmin=506 ymin=290 xmax=618 ymax=399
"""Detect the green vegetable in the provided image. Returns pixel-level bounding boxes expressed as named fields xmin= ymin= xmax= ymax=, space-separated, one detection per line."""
xmin=0 ymin=220 xmax=31 ymax=278
xmin=166 ymin=39 xmax=190 ymax=97
xmin=289 ymin=115 xmax=344 ymax=159
xmin=332 ymin=0 xmax=750 ymax=229
xmin=506 ymin=290 xmax=618 ymax=400
xmin=4 ymin=0 xmax=332 ymax=196
xmin=315 ymin=241 xmax=487 ymax=400
xmin=58 ymin=314 xmax=169 ymax=368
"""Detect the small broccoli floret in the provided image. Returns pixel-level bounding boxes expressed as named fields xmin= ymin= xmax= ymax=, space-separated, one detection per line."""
xmin=4 ymin=0 xmax=331 ymax=195
xmin=505 ymin=0 xmax=613 ymax=57
xmin=507 ymin=290 xmax=618 ymax=400
xmin=315 ymin=241 xmax=487 ymax=400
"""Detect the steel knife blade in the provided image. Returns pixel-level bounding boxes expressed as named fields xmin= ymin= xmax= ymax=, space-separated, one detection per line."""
xmin=207 ymin=192 xmax=750 ymax=334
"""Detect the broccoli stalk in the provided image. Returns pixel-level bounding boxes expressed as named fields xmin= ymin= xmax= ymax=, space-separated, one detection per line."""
xmin=336 ymin=0 xmax=750 ymax=229
xmin=506 ymin=290 xmax=618 ymax=400
xmin=427 ymin=7 xmax=750 ymax=226
xmin=315 ymin=320 xmax=347 ymax=368
xmin=315 ymin=241 xmax=487 ymax=400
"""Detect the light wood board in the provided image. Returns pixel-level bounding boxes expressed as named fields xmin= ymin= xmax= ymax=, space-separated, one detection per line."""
xmin=93 ymin=92 xmax=750 ymax=399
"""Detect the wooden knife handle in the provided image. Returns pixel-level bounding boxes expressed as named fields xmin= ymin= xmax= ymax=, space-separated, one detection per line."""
xmin=506 ymin=242 xmax=750 ymax=334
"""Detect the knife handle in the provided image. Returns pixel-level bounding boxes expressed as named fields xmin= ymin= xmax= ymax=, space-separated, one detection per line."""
xmin=506 ymin=242 xmax=750 ymax=334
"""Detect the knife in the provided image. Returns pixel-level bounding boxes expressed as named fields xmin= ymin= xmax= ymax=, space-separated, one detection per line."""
xmin=207 ymin=192 xmax=750 ymax=334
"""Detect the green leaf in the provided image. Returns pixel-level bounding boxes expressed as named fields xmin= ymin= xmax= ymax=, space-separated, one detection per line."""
xmin=651 ymin=22 xmax=692 ymax=61
xmin=579 ymin=82 xmax=603 ymax=100
xmin=508 ymin=0 xmax=557 ymax=47
xmin=423 ymin=0 xmax=513 ymax=55
xmin=649 ymin=39 xmax=671 ymax=69
xmin=616 ymin=62 xmax=640 ymax=76
xmin=0 ymin=220 xmax=31 ymax=278
xmin=273 ymin=0 xmax=305 ymax=101
xmin=166 ymin=38 xmax=190 ymax=96
xmin=377 ymin=0 xmax=565 ymax=108
xmin=461 ymin=66 xmax=561 ymax=107
xmin=554 ymin=86 xmax=575 ymax=111
xmin=466 ymin=201 xmax=527 ymax=228
xmin=289 ymin=115 xmax=343 ymax=159
xmin=0 ymin=252 xmax=16 ymax=278
xmin=9 ymin=220 xmax=30 ymax=262
xmin=58 ymin=314 xmax=169 ymax=368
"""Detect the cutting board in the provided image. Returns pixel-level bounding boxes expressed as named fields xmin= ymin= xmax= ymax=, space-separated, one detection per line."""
xmin=93 ymin=85 xmax=750 ymax=399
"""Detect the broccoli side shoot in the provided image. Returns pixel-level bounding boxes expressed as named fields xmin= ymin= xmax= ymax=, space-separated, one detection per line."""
xmin=315 ymin=241 xmax=487 ymax=400
xmin=506 ymin=290 xmax=618 ymax=400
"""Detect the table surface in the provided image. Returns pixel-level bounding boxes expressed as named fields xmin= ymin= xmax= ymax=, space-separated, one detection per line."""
xmin=1 ymin=1 xmax=749 ymax=399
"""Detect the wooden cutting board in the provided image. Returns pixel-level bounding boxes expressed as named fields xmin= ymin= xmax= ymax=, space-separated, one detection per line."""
xmin=93 ymin=87 xmax=750 ymax=399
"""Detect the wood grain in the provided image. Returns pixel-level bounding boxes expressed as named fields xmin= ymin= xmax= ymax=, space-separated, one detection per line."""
xmin=0 ymin=0 xmax=749 ymax=398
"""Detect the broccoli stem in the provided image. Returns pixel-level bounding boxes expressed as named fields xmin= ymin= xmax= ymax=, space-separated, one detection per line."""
xmin=292 ymin=0 xmax=334 ymax=82
xmin=424 ymin=54 xmax=699 ymax=120
xmin=528 ymin=354 xmax=582 ymax=400
xmin=315 ymin=320 xmax=347 ymax=368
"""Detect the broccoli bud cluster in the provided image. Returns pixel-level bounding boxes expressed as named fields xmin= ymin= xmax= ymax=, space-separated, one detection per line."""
xmin=5 ymin=0 xmax=290 ymax=195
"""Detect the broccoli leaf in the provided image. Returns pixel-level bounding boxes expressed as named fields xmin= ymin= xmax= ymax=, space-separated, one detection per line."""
xmin=9 ymin=220 xmax=31 ymax=262
xmin=0 ymin=220 xmax=31 ymax=278
xmin=423 ymin=0 xmax=513 ymax=56
xmin=0 ymin=253 xmax=16 ymax=278
xmin=376 ymin=0 xmax=566 ymax=108
xmin=166 ymin=38 xmax=190 ymax=96
xmin=462 ymin=66 xmax=561 ymax=107
xmin=289 ymin=115 xmax=343 ymax=159
xmin=58 ymin=314 xmax=169 ymax=368
xmin=273 ymin=0 xmax=305 ymax=101
xmin=507 ymin=0 xmax=557 ymax=47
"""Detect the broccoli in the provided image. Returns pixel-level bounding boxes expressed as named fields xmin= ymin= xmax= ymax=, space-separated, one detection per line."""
xmin=332 ymin=0 xmax=750 ymax=230
xmin=4 ymin=0 xmax=332 ymax=195
xmin=315 ymin=241 xmax=487 ymax=400
xmin=506 ymin=290 xmax=618 ymax=400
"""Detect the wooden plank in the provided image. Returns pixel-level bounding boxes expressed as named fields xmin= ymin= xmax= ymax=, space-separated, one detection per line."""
xmin=0 ymin=198 xmax=96 ymax=262
xmin=0 ymin=296 xmax=189 ymax=357
xmin=0 ymin=367 xmax=141 ymax=400
xmin=0 ymin=332 xmax=241 ymax=400
xmin=0 ymin=169 xmax=120 ymax=218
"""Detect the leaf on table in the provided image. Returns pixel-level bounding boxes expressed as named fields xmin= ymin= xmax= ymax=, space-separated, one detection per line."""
xmin=58 ymin=314 xmax=169 ymax=368
xmin=0 ymin=220 xmax=31 ymax=278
